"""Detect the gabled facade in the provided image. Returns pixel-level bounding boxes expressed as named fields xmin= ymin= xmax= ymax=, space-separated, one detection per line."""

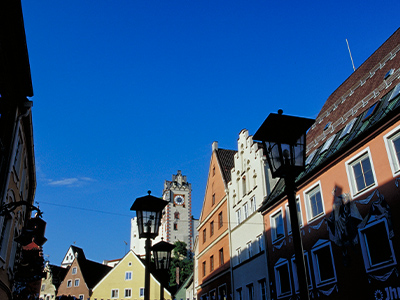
xmin=228 ymin=129 xmax=276 ymax=300
xmin=57 ymin=246 xmax=112 ymax=300
xmin=196 ymin=142 xmax=236 ymax=300
xmin=260 ymin=28 xmax=400 ymax=300
xmin=91 ymin=250 xmax=171 ymax=300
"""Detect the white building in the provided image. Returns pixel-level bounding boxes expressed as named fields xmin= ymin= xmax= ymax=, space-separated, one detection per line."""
xmin=227 ymin=129 xmax=276 ymax=300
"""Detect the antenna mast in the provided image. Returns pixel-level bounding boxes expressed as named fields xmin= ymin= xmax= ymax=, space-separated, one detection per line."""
xmin=346 ymin=39 xmax=356 ymax=72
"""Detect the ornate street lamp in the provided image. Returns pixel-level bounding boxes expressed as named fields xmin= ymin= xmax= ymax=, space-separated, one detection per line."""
xmin=131 ymin=191 xmax=168 ymax=300
xmin=152 ymin=240 xmax=175 ymax=300
xmin=254 ymin=109 xmax=314 ymax=300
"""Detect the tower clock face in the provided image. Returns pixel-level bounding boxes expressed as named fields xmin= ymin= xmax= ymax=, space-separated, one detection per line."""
xmin=174 ymin=195 xmax=185 ymax=206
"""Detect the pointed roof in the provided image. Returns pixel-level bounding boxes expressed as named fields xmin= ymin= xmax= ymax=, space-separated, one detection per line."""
xmin=76 ymin=252 xmax=112 ymax=289
xmin=215 ymin=148 xmax=236 ymax=184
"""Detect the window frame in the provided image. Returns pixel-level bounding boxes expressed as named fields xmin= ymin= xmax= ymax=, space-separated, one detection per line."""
xmin=67 ymin=280 xmax=72 ymax=288
xmin=270 ymin=208 xmax=285 ymax=243
xmin=125 ymin=271 xmax=132 ymax=280
xmin=71 ymin=267 xmax=77 ymax=275
xmin=303 ymin=182 xmax=325 ymax=223
xmin=139 ymin=287 xmax=144 ymax=297
xmin=125 ymin=288 xmax=132 ymax=298
xmin=310 ymin=240 xmax=337 ymax=288
xmin=218 ymin=212 xmax=223 ymax=228
xmin=384 ymin=125 xmax=400 ymax=176
xmin=243 ymin=202 xmax=249 ymax=219
xmin=358 ymin=218 xmax=397 ymax=273
xmin=274 ymin=258 xmax=292 ymax=298
xmin=236 ymin=208 xmax=242 ymax=225
xmin=345 ymin=147 xmax=377 ymax=198
xmin=74 ymin=279 xmax=80 ymax=287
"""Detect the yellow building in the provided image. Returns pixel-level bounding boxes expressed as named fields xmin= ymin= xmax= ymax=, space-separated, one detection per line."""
xmin=91 ymin=250 xmax=171 ymax=300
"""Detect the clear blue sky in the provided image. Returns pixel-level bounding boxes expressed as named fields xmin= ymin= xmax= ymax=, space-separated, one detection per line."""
xmin=20 ymin=0 xmax=400 ymax=264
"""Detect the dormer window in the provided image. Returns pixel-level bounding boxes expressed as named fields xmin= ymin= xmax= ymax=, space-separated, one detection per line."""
xmin=320 ymin=135 xmax=336 ymax=154
xmin=324 ymin=122 xmax=331 ymax=131
xmin=339 ymin=119 xmax=356 ymax=140
xmin=363 ymin=102 xmax=378 ymax=121
xmin=384 ymin=69 xmax=394 ymax=80
xmin=389 ymin=83 xmax=400 ymax=102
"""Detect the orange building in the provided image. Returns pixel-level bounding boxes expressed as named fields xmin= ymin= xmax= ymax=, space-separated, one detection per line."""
xmin=260 ymin=28 xmax=400 ymax=299
xmin=196 ymin=142 xmax=236 ymax=300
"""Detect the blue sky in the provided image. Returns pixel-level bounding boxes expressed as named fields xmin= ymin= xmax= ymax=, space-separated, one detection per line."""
xmin=20 ymin=0 xmax=400 ymax=264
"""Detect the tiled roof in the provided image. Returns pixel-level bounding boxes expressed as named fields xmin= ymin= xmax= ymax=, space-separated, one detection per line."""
xmin=260 ymin=28 xmax=400 ymax=212
xmin=307 ymin=27 xmax=400 ymax=153
xmin=216 ymin=148 xmax=236 ymax=184
xmin=77 ymin=254 xmax=112 ymax=289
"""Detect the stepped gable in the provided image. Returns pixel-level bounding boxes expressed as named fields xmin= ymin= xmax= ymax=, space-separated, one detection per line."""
xmin=307 ymin=27 xmax=400 ymax=152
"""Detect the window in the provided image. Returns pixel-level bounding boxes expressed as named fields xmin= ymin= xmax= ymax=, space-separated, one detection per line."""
xmin=243 ymin=202 xmax=249 ymax=219
xmin=363 ymin=102 xmax=378 ymax=121
xmin=74 ymin=279 xmax=80 ymax=287
xmin=250 ymin=196 xmax=256 ymax=213
xmin=41 ymin=284 xmax=45 ymax=291
xmin=242 ymin=176 xmax=247 ymax=196
xmin=202 ymin=261 xmax=206 ymax=277
xmin=139 ymin=287 xmax=144 ymax=297
xmin=67 ymin=280 xmax=72 ymax=288
xmin=174 ymin=223 xmax=178 ymax=230
xmin=210 ymin=255 xmax=214 ymax=271
xmin=236 ymin=248 xmax=242 ymax=265
xmin=270 ymin=209 xmax=284 ymax=242
xmin=286 ymin=198 xmax=303 ymax=234
xmin=210 ymin=221 xmax=214 ymax=236
xmin=203 ymin=229 xmax=206 ymax=243
xmin=257 ymin=234 xmax=264 ymax=252
xmin=218 ymin=285 xmax=227 ymax=300
xmin=304 ymin=183 xmax=324 ymax=221
xmin=320 ymin=134 xmax=335 ymax=153
xmin=346 ymin=148 xmax=376 ymax=196
xmin=236 ymin=208 xmax=242 ymax=225
xmin=209 ymin=290 xmax=216 ymax=300
xmin=339 ymin=118 xmax=356 ymax=139
xmin=384 ymin=126 xmax=400 ymax=175
xmin=72 ymin=267 xmax=77 ymax=275
xmin=79 ymin=295 xmax=83 ymax=300
xmin=174 ymin=211 xmax=180 ymax=219
xmin=259 ymin=279 xmax=267 ymax=300
xmin=219 ymin=248 xmax=224 ymax=265
xmin=247 ymin=284 xmax=254 ymax=300
xmin=212 ymin=193 xmax=216 ymax=206
xmin=274 ymin=259 xmax=292 ymax=298
xmin=236 ymin=288 xmax=242 ymax=300
xmin=359 ymin=218 xmax=396 ymax=272
xmin=291 ymin=252 xmax=313 ymax=293
xmin=125 ymin=289 xmax=132 ymax=297
xmin=125 ymin=271 xmax=132 ymax=280
xmin=311 ymin=240 xmax=337 ymax=287
xmin=247 ymin=241 xmax=253 ymax=258
xmin=218 ymin=212 xmax=223 ymax=228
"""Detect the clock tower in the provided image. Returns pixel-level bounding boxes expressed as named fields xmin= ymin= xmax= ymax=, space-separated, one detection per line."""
xmin=130 ymin=170 xmax=197 ymax=256
xmin=157 ymin=170 xmax=194 ymax=253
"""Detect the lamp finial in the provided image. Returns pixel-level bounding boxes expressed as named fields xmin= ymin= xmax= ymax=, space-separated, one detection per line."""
xmin=278 ymin=109 xmax=283 ymax=115
xmin=147 ymin=190 xmax=151 ymax=195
